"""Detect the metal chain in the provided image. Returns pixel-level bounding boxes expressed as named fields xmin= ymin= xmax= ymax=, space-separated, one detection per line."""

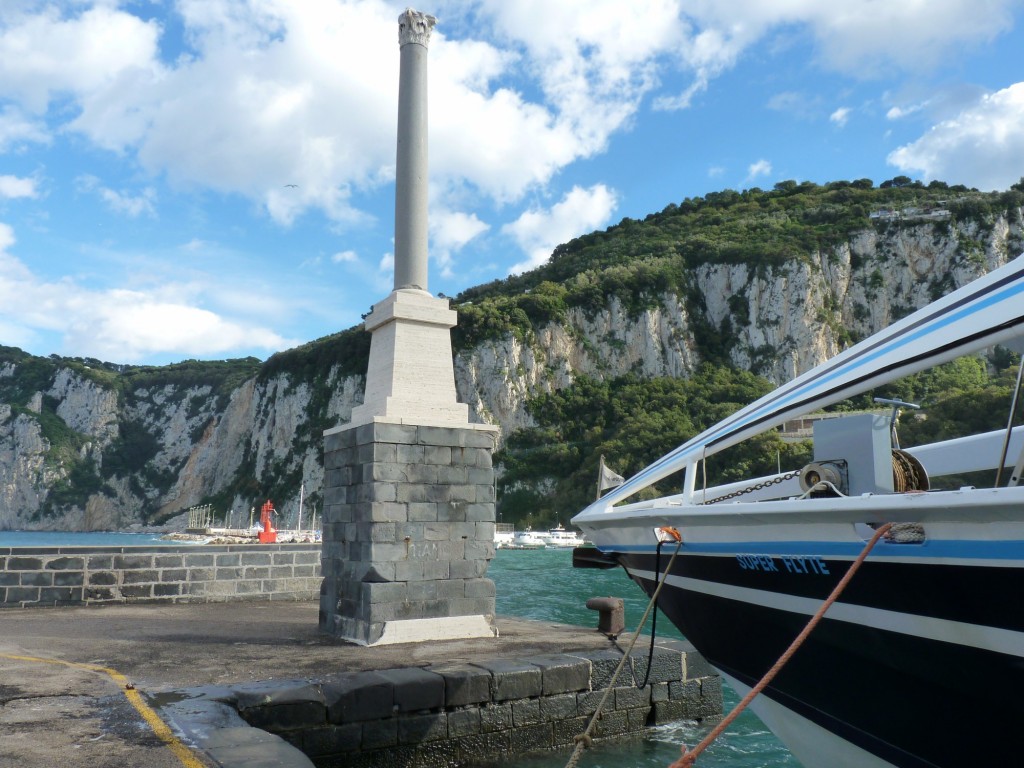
xmin=699 ymin=470 xmax=801 ymax=506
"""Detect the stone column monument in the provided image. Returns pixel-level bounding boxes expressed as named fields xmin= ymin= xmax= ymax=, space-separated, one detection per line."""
xmin=320 ymin=9 xmax=499 ymax=646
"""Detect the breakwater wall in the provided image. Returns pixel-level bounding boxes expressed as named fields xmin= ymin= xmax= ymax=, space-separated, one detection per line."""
xmin=165 ymin=638 xmax=722 ymax=768
xmin=0 ymin=543 xmax=321 ymax=607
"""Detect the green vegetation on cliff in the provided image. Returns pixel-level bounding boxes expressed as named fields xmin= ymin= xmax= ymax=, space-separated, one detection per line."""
xmin=2 ymin=177 xmax=1022 ymax=527
xmin=454 ymin=178 xmax=1024 ymax=361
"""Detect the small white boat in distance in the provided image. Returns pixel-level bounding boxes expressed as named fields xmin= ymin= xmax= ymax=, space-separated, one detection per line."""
xmin=494 ymin=523 xmax=516 ymax=548
xmin=542 ymin=523 xmax=585 ymax=548
xmin=511 ymin=528 xmax=547 ymax=549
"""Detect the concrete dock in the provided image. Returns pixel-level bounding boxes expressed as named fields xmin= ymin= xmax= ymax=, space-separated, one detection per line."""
xmin=0 ymin=600 xmax=720 ymax=768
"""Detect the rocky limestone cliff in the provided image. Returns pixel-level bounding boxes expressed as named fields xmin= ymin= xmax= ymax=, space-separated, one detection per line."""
xmin=1 ymin=211 xmax=1021 ymax=530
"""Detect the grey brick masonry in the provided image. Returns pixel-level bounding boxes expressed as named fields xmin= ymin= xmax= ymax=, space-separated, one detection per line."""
xmin=320 ymin=420 xmax=499 ymax=644
xmin=0 ymin=543 xmax=321 ymax=607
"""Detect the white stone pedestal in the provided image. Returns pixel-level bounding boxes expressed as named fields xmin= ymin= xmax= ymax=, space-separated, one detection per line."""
xmin=349 ymin=289 xmax=470 ymax=428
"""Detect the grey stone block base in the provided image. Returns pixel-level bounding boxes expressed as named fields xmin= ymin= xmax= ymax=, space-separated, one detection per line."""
xmin=320 ymin=419 xmax=499 ymax=645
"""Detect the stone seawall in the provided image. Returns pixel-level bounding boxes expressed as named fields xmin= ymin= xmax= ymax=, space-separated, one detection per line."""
xmin=164 ymin=638 xmax=722 ymax=768
xmin=0 ymin=543 xmax=321 ymax=607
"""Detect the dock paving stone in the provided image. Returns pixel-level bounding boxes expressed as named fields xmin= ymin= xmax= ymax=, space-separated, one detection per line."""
xmin=7 ymin=556 xmax=44 ymax=570
xmin=473 ymin=658 xmax=542 ymax=702
xmin=324 ymin=671 xmax=394 ymax=724
xmin=397 ymin=711 xmax=448 ymax=744
xmin=413 ymin=738 xmax=460 ymax=768
xmin=350 ymin=745 xmax=419 ymax=768
xmin=455 ymin=730 xmax=511 ymax=763
xmin=529 ymin=654 xmax=591 ymax=695
xmin=200 ymin=726 xmax=314 ymax=768
xmin=374 ymin=667 xmax=445 ymax=712
xmin=510 ymin=721 xmax=555 ymax=755
xmin=629 ymin=647 xmax=686 ymax=685
xmin=552 ymin=715 xmax=590 ymax=747
xmin=511 ymin=697 xmax=541 ymax=726
xmin=628 ymin=706 xmax=653 ymax=731
xmin=446 ymin=707 xmax=482 ymax=738
xmin=359 ymin=719 xmax=398 ymax=750
xmin=53 ymin=571 xmax=84 ymax=586
xmin=38 ymin=586 xmax=79 ymax=603
xmin=668 ymin=678 xmax=701 ymax=705
xmin=424 ymin=662 xmax=492 ymax=707
xmin=0 ymin=572 xmax=18 ymax=586
xmin=300 ymin=723 xmax=362 ymax=757
xmin=576 ymin=690 xmax=605 ymax=716
xmin=697 ymin=678 xmax=724 ymax=719
xmin=6 ymin=587 xmax=39 ymax=602
xmin=19 ymin=571 xmax=53 ymax=586
xmin=479 ymin=702 xmax=512 ymax=732
xmin=650 ymin=699 xmax=690 ymax=725
xmin=592 ymin=709 xmax=629 ymax=738
xmin=575 ymin=648 xmax=625 ymax=690
xmin=539 ymin=693 xmax=577 ymax=722
xmin=237 ymin=701 xmax=327 ymax=733
xmin=613 ymin=685 xmax=651 ymax=711
xmin=45 ymin=556 xmax=84 ymax=570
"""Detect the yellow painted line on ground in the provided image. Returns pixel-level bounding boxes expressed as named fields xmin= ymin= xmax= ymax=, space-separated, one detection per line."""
xmin=0 ymin=652 xmax=206 ymax=768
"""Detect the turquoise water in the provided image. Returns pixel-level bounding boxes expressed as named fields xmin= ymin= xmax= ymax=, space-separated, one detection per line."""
xmin=489 ymin=547 xmax=800 ymax=768
xmin=0 ymin=532 xmax=798 ymax=766
xmin=0 ymin=531 xmax=193 ymax=547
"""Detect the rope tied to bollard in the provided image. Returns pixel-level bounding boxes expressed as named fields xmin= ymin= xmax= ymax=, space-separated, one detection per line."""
xmin=564 ymin=527 xmax=683 ymax=768
xmin=669 ymin=522 xmax=893 ymax=768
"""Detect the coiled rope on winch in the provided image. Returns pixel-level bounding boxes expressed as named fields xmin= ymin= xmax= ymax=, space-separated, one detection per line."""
xmin=563 ymin=528 xmax=683 ymax=768
xmin=669 ymin=522 xmax=893 ymax=768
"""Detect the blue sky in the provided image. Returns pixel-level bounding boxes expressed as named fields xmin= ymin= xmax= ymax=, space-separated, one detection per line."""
xmin=1 ymin=0 xmax=1023 ymax=366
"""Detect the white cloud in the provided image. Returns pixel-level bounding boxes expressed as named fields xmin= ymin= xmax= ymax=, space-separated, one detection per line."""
xmin=830 ymin=107 xmax=852 ymax=127
xmin=0 ymin=6 xmax=161 ymax=114
xmin=888 ymin=83 xmax=1024 ymax=190
xmin=76 ymin=175 xmax=157 ymax=218
xmin=332 ymin=250 xmax=358 ymax=263
xmin=0 ymin=175 xmax=38 ymax=199
xmin=0 ymin=105 xmax=49 ymax=151
xmin=887 ymin=102 xmax=927 ymax=120
xmin=429 ymin=209 xmax=490 ymax=276
xmin=745 ymin=159 xmax=772 ymax=183
xmin=0 ymin=222 xmax=293 ymax=362
xmin=378 ymin=252 xmax=394 ymax=274
xmin=799 ymin=0 xmax=1017 ymax=77
xmin=1 ymin=1 xmax=1016 ymax=231
xmin=504 ymin=184 xmax=618 ymax=274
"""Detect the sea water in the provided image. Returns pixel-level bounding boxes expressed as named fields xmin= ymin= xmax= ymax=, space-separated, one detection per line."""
xmin=490 ymin=547 xmax=800 ymax=768
xmin=0 ymin=532 xmax=799 ymax=766
xmin=0 ymin=531 xmax=184 ymax=547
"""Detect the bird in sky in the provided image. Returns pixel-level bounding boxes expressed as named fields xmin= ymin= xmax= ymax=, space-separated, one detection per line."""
xmin=283 ymin=184 xmax=298 ymax=188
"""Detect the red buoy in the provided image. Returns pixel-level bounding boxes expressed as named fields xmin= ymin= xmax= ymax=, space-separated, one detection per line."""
xmin=258 ymin=499 xmax=278 ymax=543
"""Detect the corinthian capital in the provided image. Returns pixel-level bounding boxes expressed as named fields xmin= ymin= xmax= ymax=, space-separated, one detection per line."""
xmin=398 ymin=8 xmax=437 ymax=47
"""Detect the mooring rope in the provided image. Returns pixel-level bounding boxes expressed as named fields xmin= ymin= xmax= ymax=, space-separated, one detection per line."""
xmin=564 ymin=528 xmax=683 ymax=768
xmin=669 ymin=522 xmax=893 ymax=768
